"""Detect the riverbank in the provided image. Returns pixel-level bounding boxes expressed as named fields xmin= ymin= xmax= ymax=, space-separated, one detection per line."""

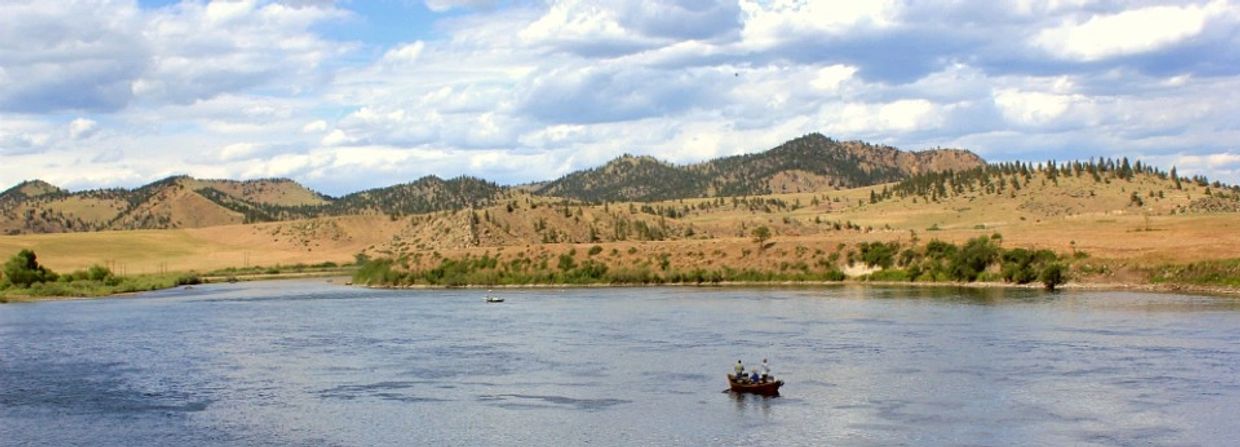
xmin=0 ymin=269 xmax=356 ymax=303
xmin=7 ymin=275 xmax=1238 ymax=304
xmin=357 ymin=278 xmax=1240 ymax=297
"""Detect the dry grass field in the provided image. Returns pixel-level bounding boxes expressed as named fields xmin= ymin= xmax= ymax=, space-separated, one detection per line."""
xmin=0 ymin=215 xmax=406 ymax=273
xmin=1 ymin=170 xmax=1237 ymax=289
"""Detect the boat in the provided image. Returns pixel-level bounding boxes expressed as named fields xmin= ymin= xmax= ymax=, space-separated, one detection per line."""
xmin=727 ymin=374 xmax=783 ymax=396
xmin=484 ymin=291 xmax=504 ymax=303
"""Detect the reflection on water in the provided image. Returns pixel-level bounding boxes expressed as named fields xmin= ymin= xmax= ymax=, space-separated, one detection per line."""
xmin=2 ymin=280 xmax=1239 ymax=446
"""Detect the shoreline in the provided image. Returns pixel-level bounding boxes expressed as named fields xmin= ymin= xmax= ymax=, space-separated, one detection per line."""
xmin=6 ymin=275 xmax=1237 ymax=304
xmin=357 ymin=278 xmax=1240 ymax=297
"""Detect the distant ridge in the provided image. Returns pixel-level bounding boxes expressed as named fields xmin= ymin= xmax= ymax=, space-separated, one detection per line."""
xmin=533 ymin=133 xmax=985 ymax=202
xmin=0 ymin=133 xmax=984 ymax=234
xmin=0 ymin=180 xmax=65 ymax=203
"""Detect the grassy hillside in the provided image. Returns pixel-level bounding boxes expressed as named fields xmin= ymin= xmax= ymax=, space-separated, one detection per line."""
xmin=534 ymin=133 xmax=985 ymax=201
xmin=0 ymin=134 xmax=982 ymax=235
xmin=349 ymin=162 xmax=1239 ymax=290
xmin=2 ymin=173 xmax=1237 ymax=294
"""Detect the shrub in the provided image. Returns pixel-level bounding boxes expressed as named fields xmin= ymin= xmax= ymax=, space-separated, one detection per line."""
xmin=868 ymin=269 xmax=910 ymax=282
xmin=1040 ymin=263 xmax=1068 ymax=291
xmin=3 ymin=249 xmax=57 ymax=288
xmin=857 ymin=241 xmax=899 ymax=269
xmin=949 ymin=236 xmax=1000 ymax=282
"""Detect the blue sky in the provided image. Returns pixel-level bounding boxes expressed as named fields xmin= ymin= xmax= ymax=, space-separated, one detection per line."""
xmin=2 ymin=0 xmax=1239 ymax=195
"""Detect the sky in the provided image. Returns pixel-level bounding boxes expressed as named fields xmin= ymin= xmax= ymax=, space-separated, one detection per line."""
xmin=1 ymin=0 xmax=1239 ymax=196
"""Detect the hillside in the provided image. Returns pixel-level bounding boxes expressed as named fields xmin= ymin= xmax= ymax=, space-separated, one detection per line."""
xmin=534 ymin=133 xmax=985 ymax=201
xmin=2 ymin=159 xmax=1238 ymax=292
xmin=345 ymin=159 xmax=1239 ymax=289
xmin=329 ymin=176 xmax=504 ymax=216
xmin=0 ymin=180 xmax=64 ymax=203
xmin=0 ymin=133 xmax=983 ymax=234
xmin=0 ymin=176 xmax=329 ymax=234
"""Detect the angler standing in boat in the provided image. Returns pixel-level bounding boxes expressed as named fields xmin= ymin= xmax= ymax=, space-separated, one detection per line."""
xmin=726 ymin=358 xmax=784 ymax=395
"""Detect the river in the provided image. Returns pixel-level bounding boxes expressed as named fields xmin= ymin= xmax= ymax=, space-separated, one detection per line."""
xmin=2 ymin=281 xmax=1239 ymax=446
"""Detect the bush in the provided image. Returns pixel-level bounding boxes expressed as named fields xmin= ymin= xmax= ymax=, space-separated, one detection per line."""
xmin=1001 ymin=249 xmax=1057 ymax=284
xmin=857 ymin=241 xmax=899 ymax=269
xmin=3 ymin=249 xmax=57 ymax=288
xmin=867 ymin=269 xmax=910 ymax=281
xmin=175 ymin=274 xmax=202 ymax=286
xmin=87 ymin=264 xmax=113 ymax=281
xmin=949 ymin=237 xmax=1000 ymax=282
xmin=1039 ymin=263 xmax=1068 ymax=291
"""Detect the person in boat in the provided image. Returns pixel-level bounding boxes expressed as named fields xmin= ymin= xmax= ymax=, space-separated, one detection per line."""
xmin=760 ymin=358 xmax=772 ymax=382
xmin=750 ymin=370 xmax=760 ymax=383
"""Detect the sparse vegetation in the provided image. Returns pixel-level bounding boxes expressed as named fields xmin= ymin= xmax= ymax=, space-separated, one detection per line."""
xmin=4 ymin=135 xmax=1239 ymax=297
xmin=0 ymin=249 xmax=205 ymax=301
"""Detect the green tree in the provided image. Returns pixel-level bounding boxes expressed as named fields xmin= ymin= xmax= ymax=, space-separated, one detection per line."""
xmin=751 ymin=226 xmax=771 ymax=249
xmin=949 ymin=237 xmax=1000 ymax=282
xmin=3 ymin=249 xmax=57 ymax=288
xmin=1039 ymin=263 xmax=1068 ymax=291
xmin=557 ymin=253 xmax=577 ymax=271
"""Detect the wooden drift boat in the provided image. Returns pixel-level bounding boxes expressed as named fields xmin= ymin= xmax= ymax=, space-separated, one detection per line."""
xmin=727 ymin=374 xmax=783 ymax=396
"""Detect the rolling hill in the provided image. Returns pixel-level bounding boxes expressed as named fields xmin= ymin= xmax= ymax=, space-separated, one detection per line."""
xmin=533 ymin=133 xmax=985 ymax=201
xmin=0 ymin=176 xmax=330 ymax=234
xmin=0 ymin=133 xmax=984 ymax=235
xmin=1 ymin=157 xmax=1237 ymax=292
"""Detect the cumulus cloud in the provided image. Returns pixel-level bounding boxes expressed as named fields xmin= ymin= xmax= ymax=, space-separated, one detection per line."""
xmin=68 ymin=119 xmax=100 ymax=139
xmin=4 ymin=0 xmax=1240 ymax=191
xmin=0 ymin=0 xmax=347 ymax=114
xmin=0 ymin=1 xmax=147 ymax=113
xmin=1033 ymin=2 xmax=1224 ymax=61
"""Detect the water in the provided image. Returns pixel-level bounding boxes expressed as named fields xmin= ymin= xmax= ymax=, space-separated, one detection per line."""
xmin=2 ymin=281 xmax=1240 ymax=446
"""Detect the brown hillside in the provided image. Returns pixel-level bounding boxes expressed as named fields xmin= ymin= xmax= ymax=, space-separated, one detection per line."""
xmin=0 ymin=180 xmax=64 ymax=200
xmin=183 ymin=178 xmax=330 ymax=206
xmin=112 ymin=182 xmax=244 ymax=230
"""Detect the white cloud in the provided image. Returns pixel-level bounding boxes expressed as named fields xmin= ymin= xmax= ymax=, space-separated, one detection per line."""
xmin=134 ymin=1 xmax=349 ymax=104
xmin=5 ymin=0 xmax=1240 ymax=192
xmin=994 ymin=89 xmax=1077 ymax=126
xmin=811 ymin=64 xmax=858 ymax=92
xmin=68 ymin=118 xmax=99 ymax=139
xmin=382 ymin=41 xmax=425 ymax=65
xmin=819 ymin=99 xmax=942 ymax=136
xmin=0 ymin=1 xmax=146 ymax=112
xmin=740 ymin=0 xmax=901 ymax=47
xmin=1033 ymin=2 xmax=1225 ymax=61
xmin=302 ymin=120 xmax=328 ymax=133
xmin=425 ymin=0 xmax=501 ymax=13
xmin=218 ymin=142 xmax=265 ymax=161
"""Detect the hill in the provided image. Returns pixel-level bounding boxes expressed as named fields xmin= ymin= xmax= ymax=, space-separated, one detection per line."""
xmin=329 ymin=176 xmax=504 ymax=217
xmin=533 ymin=133 xmax=984 ymax=201
xmin=2 ymin=159 xmax=1238 ymax=292
xmin=0 ymin=176 xmax=330 ymax=234
xmin=347 ymin=159 xmax=1239 ymax=290
xmin=0 ymin=133 xmax=982 ymax=234
xmin=0 ymin=180 xmax=64 ymax=203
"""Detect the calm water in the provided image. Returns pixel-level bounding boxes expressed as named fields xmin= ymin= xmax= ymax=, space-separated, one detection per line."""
xmin=2 ymin=282 xmax=1240 ymax=446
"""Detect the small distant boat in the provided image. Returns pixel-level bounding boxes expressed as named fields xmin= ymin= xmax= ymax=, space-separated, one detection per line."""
xmin=727 ymin=374 xmax=783 ymax=396
xmin=484 ymin=291 xmax=504 ymax=303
